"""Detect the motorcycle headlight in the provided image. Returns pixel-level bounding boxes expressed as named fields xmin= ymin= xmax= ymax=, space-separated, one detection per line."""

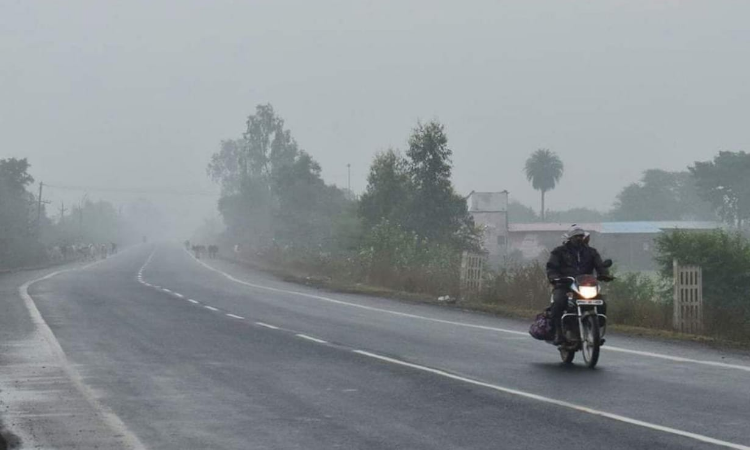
xmin=579 ymin=286 xmax=599 ymax=299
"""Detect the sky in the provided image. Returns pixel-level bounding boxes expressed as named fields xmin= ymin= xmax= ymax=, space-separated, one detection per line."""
xmin=2 ymin=0 xmax=749 ymax=235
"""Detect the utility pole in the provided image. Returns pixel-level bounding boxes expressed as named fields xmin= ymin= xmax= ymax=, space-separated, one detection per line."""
xmin=347 ymin=163 xmax=351 ymax=192
xmin=59 ymin=201 xmax=67 ymax=224
xmin=36 ymin=182 xmax=44 ymax=234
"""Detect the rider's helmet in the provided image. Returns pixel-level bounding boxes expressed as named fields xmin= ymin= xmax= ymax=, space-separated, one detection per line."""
xmin=564 ymin=225 xmax=587 ymax=246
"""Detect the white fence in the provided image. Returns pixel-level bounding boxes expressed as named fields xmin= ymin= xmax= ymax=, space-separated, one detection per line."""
xmin=673 ymin=260 xmax=703 ymax=334
xmin=460 ymin=251 xmax=485 ymax=300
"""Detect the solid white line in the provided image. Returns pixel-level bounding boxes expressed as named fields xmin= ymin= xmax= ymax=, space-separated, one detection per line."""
xmin=204 ymin=306 xmax=219 ymax=312
xmin=296 ymin=334 xmax=328 ymax=344
xmin=255 ymin=322 xmax=279 ymax=330
xmin=226 ymin=314 xmax=244 ymax=320
xmin=188 ymin=299 xmax=199 ymax=304
xmin=20 ymin=271 xmax=147 ymax=449
xmin=604 ymin=347 xmax=750 ymax=373
xmin=353 ymin=350 xmax=750 ymax=450
xmin=192 ymin=257 xmax=750 ymax=373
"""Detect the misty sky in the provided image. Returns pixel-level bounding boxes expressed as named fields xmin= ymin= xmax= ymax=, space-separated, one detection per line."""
xmin=2 ymin=0 xmax=749 ymax=233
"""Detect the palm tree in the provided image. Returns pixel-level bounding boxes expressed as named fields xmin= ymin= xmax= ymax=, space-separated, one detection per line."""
xmin=524 ymin=149 xmax=564 ymax=221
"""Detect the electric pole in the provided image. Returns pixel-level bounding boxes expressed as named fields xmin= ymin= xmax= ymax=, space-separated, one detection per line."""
xmin=36 ymin=182 xmax=43 ymax=228
xmin=59 ymin=201 xmax=67 ymax=224
xmin=347 ymin=163 xmax=351 ymax=192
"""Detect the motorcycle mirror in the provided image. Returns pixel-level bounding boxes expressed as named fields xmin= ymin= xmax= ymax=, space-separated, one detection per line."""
xmin=603 ymin=259 xmax=613 ymax=268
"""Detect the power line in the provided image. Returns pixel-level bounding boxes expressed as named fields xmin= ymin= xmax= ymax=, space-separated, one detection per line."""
xmin=44 ymin=183 xmax=219 ymax=197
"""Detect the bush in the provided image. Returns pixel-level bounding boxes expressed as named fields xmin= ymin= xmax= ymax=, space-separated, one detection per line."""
xmin=481 ymin=261 xmax=550 ymax=311
xmin=655 ymin=229 xmax=750 ymax=341
xmin=607 ymin=273 xmax=672 ymax=329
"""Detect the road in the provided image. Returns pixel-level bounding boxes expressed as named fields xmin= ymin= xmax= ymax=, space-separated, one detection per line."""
xmin=1 ymin=243 xmax=749 ymax=449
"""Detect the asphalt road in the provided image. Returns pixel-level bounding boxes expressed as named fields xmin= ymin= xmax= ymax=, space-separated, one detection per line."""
xmin=2 ymin=243 xmax=749 ymax=449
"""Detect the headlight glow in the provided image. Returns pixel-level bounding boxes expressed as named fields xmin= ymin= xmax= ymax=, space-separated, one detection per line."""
xmin=579 ymin=286 xmax=599 ymax=299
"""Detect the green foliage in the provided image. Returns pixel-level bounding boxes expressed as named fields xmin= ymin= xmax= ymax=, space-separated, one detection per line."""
xmin=357 ymin=219 xmax=461 ymax=295
xmin=405 ymin=121 xmax=473 ymax=245
xmin=524 ymin=149 xmax=563 ymax=220
xmin=545 ymin=207 xmax=608 ymax=223
xmin=607 ymin=273 xmax=672 ymax=329
xmin=0 ymin=158 xmax=40 ymax=267
xmin=508 ymin=201 xmax=538 ymax=223
xmin=482 ymin=261 xmax=550 ymax=310
xmin=690 ymin=151 xmax=750 ymax=227
xmin=655 ymin=229 xmax=750 ymax=340
xmin=611 ymin=170 xmax=715 ymax=221
xmin=208 ymin=104 xmax=353 ymax=252
xmin=358 ymin=149 xmax=410 ymax=229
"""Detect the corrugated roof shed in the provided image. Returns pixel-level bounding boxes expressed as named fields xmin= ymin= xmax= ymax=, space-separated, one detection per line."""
xmin=509 ymin=221 xmax=722 ymax=234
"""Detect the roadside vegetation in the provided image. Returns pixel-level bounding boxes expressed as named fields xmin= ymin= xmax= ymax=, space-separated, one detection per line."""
xmin=205 ymin=103 xmax=750 ymax=346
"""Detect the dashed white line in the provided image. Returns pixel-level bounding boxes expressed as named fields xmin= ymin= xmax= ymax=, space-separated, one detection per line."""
xmin=173 ymin=293 xmax=184 ymax=299
xmin=226 ymin=314 xmax=245 ymax=320
xmin=162 ymin=289 xmax=172 ymax=293
xmin=352 ymin=350 xmax=750 ymax=450
xmin=296 ymin=334 xmax=328 ymax=344
xmin=255 ymin=322 xmax=279 ymax=330
xmin=188 ymin=299 xmax=199 ymax=304
xmin=204 ymin=306 xmax=219 ymax=312
xmin=192 ymin=256 xmax=750 ymax=374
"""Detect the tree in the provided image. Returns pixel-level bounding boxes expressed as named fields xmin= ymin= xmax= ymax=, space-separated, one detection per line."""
xmin=508 ymin=201 xmax=538 ymax=223
xmin=208 ymin=104 xmax=352 ymax=251
xmin=611 ymin=170 xmax=715 ymax=221
xmin=405 ymin=121 xmax=473 ymax=245
xmin=358 ymin=149 xmax=411 ymax=229
xmin=524 ymin=149 xmax=563 ymax=221
xmin=690 ymin=151 xmax=750 ymax=228
xmin=0 ymin=158 xmax=39 ymax=267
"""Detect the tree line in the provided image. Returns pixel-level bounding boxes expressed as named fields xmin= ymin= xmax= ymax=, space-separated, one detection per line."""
xmin=518 ymin=149 xmax=749 ymax=225
xmin=208 ymin=104 xmax=479 ymax=295
xmin=0 ymin=157 xmax=159 ymax=270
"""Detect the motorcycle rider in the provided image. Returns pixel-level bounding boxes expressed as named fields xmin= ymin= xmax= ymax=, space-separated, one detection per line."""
xmin=546 ymin=225 xmax=613 ymax=345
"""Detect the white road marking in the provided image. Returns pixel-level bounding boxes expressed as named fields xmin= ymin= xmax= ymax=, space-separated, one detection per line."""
xmin=173 ymin=293 xmax=184 ymax=299
xmin=204 ymin=306 xmax=219 ymax=312
xmin=296 ymin=334 xmax=328 ymax=344
xmin=162 ymin=289 xmax=172 ymax=293
xmin=19 ymin=268 xmax=148 ymax=449
xmin=353 ymin=350 xmax=750 ymax=450
xmin=192 ymin=256 xmax=750 ymax=373
xmin=226 ymin=314 xmax=245 ymax=320
xmin=604 ymin=347 xmax=750 ymax=373
xmin=188 ymin=299 xmax=199 ymax=304
xmin=255 ymin=322 xmax=279 ymax=330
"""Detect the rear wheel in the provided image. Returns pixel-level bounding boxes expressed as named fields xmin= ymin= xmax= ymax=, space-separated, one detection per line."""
xmin=559 ymin=347 xmax=575 ymax=364
xmin=581 ymin=314 xmax=601 ymax=368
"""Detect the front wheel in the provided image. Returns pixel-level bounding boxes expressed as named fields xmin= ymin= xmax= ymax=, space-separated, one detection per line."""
xmin=581 ymin=314 xmax=600 ymax=368
xmin=559 ymin=347 xmax=575 ymax=364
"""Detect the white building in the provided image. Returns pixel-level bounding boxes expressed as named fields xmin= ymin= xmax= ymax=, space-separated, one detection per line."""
xmin=467 ymin=191 xmax=509 ymax=265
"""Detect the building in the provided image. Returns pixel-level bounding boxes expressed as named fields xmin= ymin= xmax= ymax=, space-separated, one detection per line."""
xmin=467 ymin=191 xmax=509 ymax=265
xmin=507 ymin=221 xmax=722 ymax=271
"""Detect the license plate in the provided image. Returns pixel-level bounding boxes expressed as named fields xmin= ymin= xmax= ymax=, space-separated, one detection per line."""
xmin=576 ymin=299 xmax=603 ymax=305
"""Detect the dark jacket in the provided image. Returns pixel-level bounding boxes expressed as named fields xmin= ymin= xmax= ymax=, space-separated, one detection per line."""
xmin=546 ymin=242 xmax=610 ymax=282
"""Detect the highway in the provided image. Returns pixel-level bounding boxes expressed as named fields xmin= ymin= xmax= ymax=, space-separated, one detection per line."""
xmin=1 ymin=243 xmax=749 ymax=449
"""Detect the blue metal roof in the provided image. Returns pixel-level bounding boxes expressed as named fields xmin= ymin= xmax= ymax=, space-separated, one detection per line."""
xmin=599 ymin=221 xmax=722 ymax=234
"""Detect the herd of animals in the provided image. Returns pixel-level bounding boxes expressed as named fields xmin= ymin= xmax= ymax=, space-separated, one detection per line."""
xmin=184 ymin=241 xmax=219 ymax=259
xmin=43 ymin=241 xmax=221 ymax=266
xmin=46 ymin=242 xmax=118 ymax=263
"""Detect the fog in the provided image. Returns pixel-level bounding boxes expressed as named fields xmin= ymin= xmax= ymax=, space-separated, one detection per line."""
xmin=3 ymin=0 xmax=750 ymax=237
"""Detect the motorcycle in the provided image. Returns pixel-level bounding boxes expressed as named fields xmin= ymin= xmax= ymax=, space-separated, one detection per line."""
xmin=550 ymin=260 xmax=613 ymax=368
